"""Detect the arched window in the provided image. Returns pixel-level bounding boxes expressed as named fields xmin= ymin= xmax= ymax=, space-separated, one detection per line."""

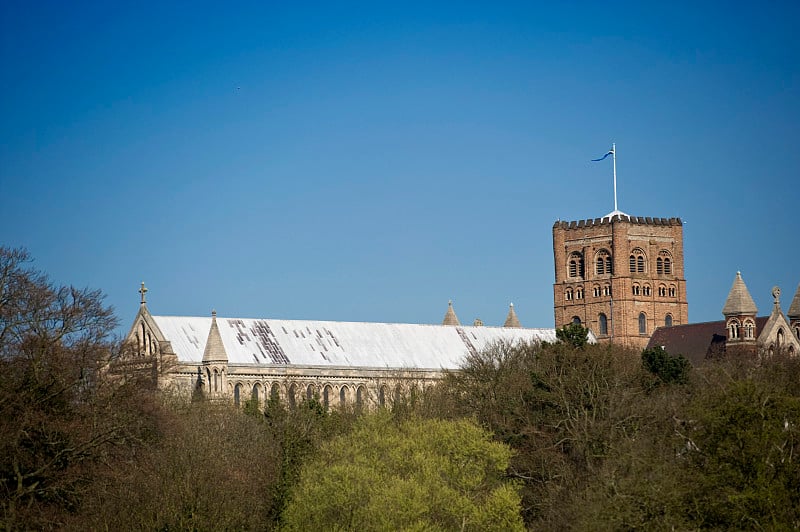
xmin=665 ymin=314 xmax=673 ymax=327
xmin=356 ymin=386 xmax=366 ymax=408
xmin=213 ymin=369 xmax=220 ymax=392
xmin=323 ymin=385 xmax=332 ymax=409
xmin=643 ymin=285 xmax=651 ymax=296
xmin=603 ymin=285 xmax=611 ymax=296
xmin=252 ymin=382 xmax=261 ymax=403
xmin=572 ymin=316 xmax=582 ymax=326
xmin=598 ymin=313 xmax=608 ymax=335
xmin=306 ymin=383 xmax=316 ymax=401
xmin=339 ymin=385 xmax=349 ymax=406
xmin=379 ymin=385 xmax=387 ymax=407
xmin=288 ymin=383 xmax=297 ymax=409
xmin=568 ymin=252 xmax=584 ymax=278
xmin=576 ymin=287 xmax=584 ymax=299
xmin=794 ymin=325 xmax=800 ymax=340
xmin=565 ymin=288 xmax=573 ymax=301
xmin=595 ymin=249 xmax=612 ymax=275
xmin=632 ymin=284 xmax=641 ymax=296
xmin=592 ymin=285 xmax=601 ymax=297
xmin=630 ymin=248 xmax=646 ymax=273
xmin=744 ymin=319 xmax=755 ymax=339
xmin=728 ymin=319 xmax=741 ymax=340
xmin=234 ymin=383 xmax=242 ymax=406
xmin=657 ymin=250 xmax=673 ymax=275
xmin=669 ymin=285 xmax=676 ymax=297
xmin=777 ymin=328 xmax=785 ymax=347
xmin=658 ymin=285 xmax=667 ymax=297
xmin=270 ymin=383 xmax=280 ymax=401
xmin=638 ymin=313 xmax=647 ymax=334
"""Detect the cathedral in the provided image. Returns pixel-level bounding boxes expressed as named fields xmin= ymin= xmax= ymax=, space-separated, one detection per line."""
xmin=117 ymin=198 xmax=796 ymax=407
xmin=119 ymin=285 xmax=569 ymax=409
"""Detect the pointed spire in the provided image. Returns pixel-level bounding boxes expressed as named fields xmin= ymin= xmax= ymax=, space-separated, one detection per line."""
xmin=503 ymin=302 xmax=522 ymax=328
xmin=788 ymin=283 xmax=800 ymax=320
xmin=442 ymin=300 xmax=460 ymax=326
xmin=202 ymin=309 xmax=228 ymax=363
xmin=722 ymin=271 xmax=758 ymax=317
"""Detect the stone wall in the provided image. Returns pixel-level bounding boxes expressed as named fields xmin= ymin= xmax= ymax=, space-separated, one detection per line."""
xmin=552 ymin=214 xmax=689 ymax=349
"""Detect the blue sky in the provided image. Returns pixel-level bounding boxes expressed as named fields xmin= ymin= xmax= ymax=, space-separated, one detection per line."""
xmin=2 ymin=1 xmax=799 ymax=336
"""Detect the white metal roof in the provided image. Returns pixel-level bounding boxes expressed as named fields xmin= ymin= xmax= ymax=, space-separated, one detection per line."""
xmin=152 ymin=316 xmax=560 ymax=370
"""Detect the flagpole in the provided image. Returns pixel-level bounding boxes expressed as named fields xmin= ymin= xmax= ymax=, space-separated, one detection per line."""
xmin=612 ymin=142 xmax=617 ymax=212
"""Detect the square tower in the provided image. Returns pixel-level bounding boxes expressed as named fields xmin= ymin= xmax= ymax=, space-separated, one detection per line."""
xmin=552 ymin=214 xmax=688 ymax=350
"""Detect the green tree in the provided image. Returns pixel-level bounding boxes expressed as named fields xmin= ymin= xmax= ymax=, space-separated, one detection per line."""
xmin=556 ymin=322 xmax=589 ymax=348
xmin=281 ymin=412 xmax=524 ymax=531
xmin=641 ymin=346 xmax=691 ymax=385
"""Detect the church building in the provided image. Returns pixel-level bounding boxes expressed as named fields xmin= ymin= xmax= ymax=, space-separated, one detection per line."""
xmin=553 ymin=212 xmax=688 ymax=349
xmin=118 ymin=284 xmax=572 ymax=409
xmin=647 ymin=273 xmax=800 ymax=364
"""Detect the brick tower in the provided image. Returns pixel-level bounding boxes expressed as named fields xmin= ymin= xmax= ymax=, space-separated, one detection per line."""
xmin=552 ymin=213 xmax=688 ymax=349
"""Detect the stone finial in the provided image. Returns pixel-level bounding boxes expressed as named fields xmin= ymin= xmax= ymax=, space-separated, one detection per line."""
xmin=722 ymin=271 xmax=758 ymax=317
xmin=442 ymin=300 xmax=461 ymax=326
xmin=139 ymin=281 xmax=148 ymax=305
xmin=772 ymin=286 xmax=781 ymax=305
xmin=473 ymin=318 xmax=484 ymax=327
xmin=503 ymin=302 xmax=522 ymax=328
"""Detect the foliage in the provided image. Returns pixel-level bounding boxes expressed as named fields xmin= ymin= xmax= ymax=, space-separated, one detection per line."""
xmin=0 ymin=247 xmax=158 ymax=530
xmin=682 ymin=365 xmax=800 ymax=529
xmin=77 ymin=400 xmax=281 ymax=531
xmin=281 ymin=412 xmax=524 ymax=531
xmin=641 ymin=346 xmax=691 ymax=385
xmin=555 ymin=322 xmax=589 ymax=349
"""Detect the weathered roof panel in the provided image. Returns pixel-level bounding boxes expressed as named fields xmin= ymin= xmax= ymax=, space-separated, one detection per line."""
xmin=153 ymin=316 xmax=559 ymax=370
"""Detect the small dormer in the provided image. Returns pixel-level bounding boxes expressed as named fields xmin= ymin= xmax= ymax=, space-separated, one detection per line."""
xmin=722 ymin=272 xmax=758 ymax=344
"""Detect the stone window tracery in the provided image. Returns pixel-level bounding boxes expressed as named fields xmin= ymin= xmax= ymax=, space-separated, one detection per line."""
xmin=603 ymin=285 xmax=611 ymax=297
xmin=632 ymin=284 xmax=641 ymax=296
xmin=658 ymin=284 xmax=667 ymax=297
xmin=657 ymin=250 xmax=673 ymax=275
xmin=593 ymin=285 xmax=601 ymax=297
xmin=595 ymin=249 xmax=612 ymax=275
xmin=643 ymin=284 xmax=651 ymax=296
xmin=744 ymin=319 xmax=756 ymax=339
xmin=629 ymin=248 xmax=646 ymax=273
xmin=669 ymin=285 xmax=677 ymax=297
xmin=576 ymin=287 xmax=584 ymax=299
xmin=568 ymin=252 xmax=584 ymax=278
xmin=728 ymin=318 xmax=741 ymax=340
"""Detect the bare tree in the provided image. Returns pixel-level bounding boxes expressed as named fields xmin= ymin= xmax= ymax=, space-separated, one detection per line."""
xmin=0 ymin=247 xmax=157 ymax=529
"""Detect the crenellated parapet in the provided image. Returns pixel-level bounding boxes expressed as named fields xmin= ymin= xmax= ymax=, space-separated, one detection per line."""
xmin=553 ymin=215 xmax=682 ymax=230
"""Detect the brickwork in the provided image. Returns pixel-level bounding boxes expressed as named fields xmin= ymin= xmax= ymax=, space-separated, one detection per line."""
xmin=553 ymin=214 xmax=688 ymax=349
